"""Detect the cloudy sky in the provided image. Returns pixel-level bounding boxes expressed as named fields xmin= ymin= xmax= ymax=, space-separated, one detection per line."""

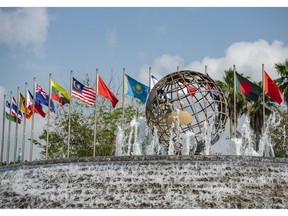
xmin=1 ymin=2 xmax=288 ymax=160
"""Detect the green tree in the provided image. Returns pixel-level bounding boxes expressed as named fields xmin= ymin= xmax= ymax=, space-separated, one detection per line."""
xmin=36 ymin=71 xmax=146 ymax=160
xmin=270 ymin=111 xmax=288 ymax=157
xmin=275 ymin=59 xmax=288 ymax=105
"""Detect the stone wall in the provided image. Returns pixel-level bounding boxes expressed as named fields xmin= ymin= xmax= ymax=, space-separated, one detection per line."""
xmin=0 ymin=155 xmax=287 ymax=208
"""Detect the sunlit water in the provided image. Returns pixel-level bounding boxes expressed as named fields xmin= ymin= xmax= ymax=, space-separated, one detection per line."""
xmin=0 ymin=156 xmax=287 ymax=208
xmin=1 ymin=112 xmax=288 ymax=208
xmin=115 ymin=112 xmax=283 ymax=157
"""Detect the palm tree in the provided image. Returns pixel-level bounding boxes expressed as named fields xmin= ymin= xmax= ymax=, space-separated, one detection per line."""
xmin=275 ymin=59 xmax=288 ymax=105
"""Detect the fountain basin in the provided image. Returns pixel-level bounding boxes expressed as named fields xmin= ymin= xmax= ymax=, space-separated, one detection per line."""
xmin=0 ymin=155 xmax=287 ymax=208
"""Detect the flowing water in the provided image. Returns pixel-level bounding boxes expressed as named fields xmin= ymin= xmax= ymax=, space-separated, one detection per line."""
xmin=115 ymin=112 xmax=283 ymax=157
xmin=1 ymin=112 xmax=288 ymax=208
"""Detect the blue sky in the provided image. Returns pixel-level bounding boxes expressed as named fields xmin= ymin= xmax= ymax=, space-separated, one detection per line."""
xmin=1 ymin=5 xmax=288 ymax=160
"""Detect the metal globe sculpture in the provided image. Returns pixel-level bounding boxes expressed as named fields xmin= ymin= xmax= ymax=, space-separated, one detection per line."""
xmin=146 ymin=70 xmax=228 ymax=155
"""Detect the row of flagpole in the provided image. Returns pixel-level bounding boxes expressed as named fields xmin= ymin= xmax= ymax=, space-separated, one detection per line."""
xmin=1 ymin=67 xmax=150 ymax=165
xmin=1 ymin=64 xmax=283 ymax=165
xmin=232 ymin=63 xmax=283 ymax=138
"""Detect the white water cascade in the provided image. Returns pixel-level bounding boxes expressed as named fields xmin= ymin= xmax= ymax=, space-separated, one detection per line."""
xmin=116 ymin=111 xmax=284 ymax=157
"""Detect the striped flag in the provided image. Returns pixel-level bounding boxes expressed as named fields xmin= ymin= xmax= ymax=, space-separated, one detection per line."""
xmin=72 ymin=77 xmax=96 ymax=106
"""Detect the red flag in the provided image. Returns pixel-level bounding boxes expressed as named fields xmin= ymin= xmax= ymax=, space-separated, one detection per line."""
xmin=27 ymin=90 xmax=46 ymax=118
xmin=264 ymin=71 xmax=282 ymax=104
xmin=97 ymin=75 xmax=119 ymax=108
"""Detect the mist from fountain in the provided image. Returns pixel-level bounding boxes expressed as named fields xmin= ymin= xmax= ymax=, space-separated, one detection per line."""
xmin=115 ymin=110 xmax=283 ymax=157
xmin=258 ymin=111 xmax=281 ymax=157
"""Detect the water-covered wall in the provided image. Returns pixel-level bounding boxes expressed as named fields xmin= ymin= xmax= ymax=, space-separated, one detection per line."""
xmin=0 ymin=156 xmax=287 ymax=209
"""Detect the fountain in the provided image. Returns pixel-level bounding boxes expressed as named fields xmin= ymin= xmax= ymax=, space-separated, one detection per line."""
xmin=0 ymin=70 xmax=288 ymax=209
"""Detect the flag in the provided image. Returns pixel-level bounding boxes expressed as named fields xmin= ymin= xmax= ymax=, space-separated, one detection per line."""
xmin=5 ymin=99 xmax=22 ymax=124
xmin=72 ymin=77 xmax=96 ymax=106
xmin=27 ymin=90 xmax=46 ymax=118
xmin=12 ymin=96 xmax=23 ymax=122
xmin=178 ymin=79 xmax=197 ymax=97
xmin=36 ymin=83 xmax=55 ymax=112
xmin=51 ymin=80 xmax=70 ymax=105
xmin=264 ymin=71 xmax=283 ymax=104
xmin=205 ymin=72 xmax=224 ymax=100
xmin=124 ymin=74 xmax=149 ymax=104
xmin=151 ymin=74 xmax=171 ymax=102
xmin=151 ymin=74 xmax=158 ymax=89
xmin=19 ymin=92 xmax=31 ymax=119
xmin=235 ymin=72 xmax=261 ymax=102
xmin=19 ymin=93 xmax=26 ymax=113
xmin=97 ymin=75 xmax=119 ymax=108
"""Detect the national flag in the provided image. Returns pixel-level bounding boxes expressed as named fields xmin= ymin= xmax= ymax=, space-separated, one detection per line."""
xmin=5 ymin=99 xmax=22 ymax=124
xmin=151 ymin=74 xmax=158 ymax=89
xmin=51 ymin=80 xmax=70 ymax=105
xmin=264 ymin=71 xmax=283 ymax=104
xmin=178 ymin=79 xmax=197 ymax=97
xmin=19 ymin=92 xmax=31 ymax=119
xmin=27 ymin=90 xmax=46 ymax=119
xmin=151 ymin=74 xmax=171 ymax=102
xmin=19 ymin=93 xmax=26 ymax=114
xmin=12 ymin=96 xmax=23 ymax=122
xmin=205 ymin=72 xmax=223 ymax=100
xmin=72 ymin=77 xmax=96 ymax=106
xmin=97 ymin=75 xmax=119 ymax=108
xmin=235 ymin=72 xmax=261 ymax=102
xmin=124 ymin=74 xmax=149 ymax=104
xmin=36 ymin=83 xmax=55 ymax=112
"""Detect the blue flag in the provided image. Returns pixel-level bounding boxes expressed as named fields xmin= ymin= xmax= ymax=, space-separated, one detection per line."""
xmin=124 ymin=74 xmax=149 ymax=104
xmin=36 ymin=83 xmax=55 ymax=112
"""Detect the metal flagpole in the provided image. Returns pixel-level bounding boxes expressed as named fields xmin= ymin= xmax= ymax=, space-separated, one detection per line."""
xmin=204 ymin=65 xmax=208 ymax=122
xmin=30 ymin=77 xmax=36 ymax=161
xmin=13 ymin=87 xmax=20 ymax=164
xmin=262 ymin=64 xmax=265 ymax=132
xmin=21 ymin=83 xmax=28 ymax=163
xmin=67 ymin=71 xmax=72 ymax=158
xmin=148 ymin=67 xmax=152 ymax=144
xmin=233 ymin=65 xmax=237 ymax=138
xmin=93 ymin=69 xmax=98 ymax=157
xmin=46 ymin=73 xmax=52 ymax=160
xmin=149 ymin=67 xmax=152 ymax=92
xmin=121 ymin=68 xmax=125 ymax=128
xmin=7 ymin=91 xmax=12 ymax=165
xmin=1 ymin=94 xmax=6 ymax=165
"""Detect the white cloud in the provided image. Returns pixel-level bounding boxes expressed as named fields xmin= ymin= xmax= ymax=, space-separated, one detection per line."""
xmin=0 ymin=8 xmax=49 ymax=52
xmin=187 ymin=39 xmax=288 ymax=81
xmin=140 ymin=54 xmax=184 ymax=83
xmin=141 ymin=39 xmax=288 ymax=83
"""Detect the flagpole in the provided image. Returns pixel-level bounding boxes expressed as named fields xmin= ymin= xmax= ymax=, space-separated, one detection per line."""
xmin=30 ymin=77 xmax=36 ymax=161
xmin=204 ymin=65 xmax=208 ymax=122
xmin=7 ymin=91 xmax=12 ymax=165
xmin=121 ymin=68 xmax=125 ymax=128
xmin=262 ymin=64 xmax=265 ymax=133
xmin=67 ymin=71 xmax=72 ymax=158
xmin=149 ymin=67 xmax=152 ymax=92
xmin=46 ymin=73 xmax=52 ymax=160
xmin=177 ymin=66 xmax=179 ymax=72
xmin=148 ymin=67 xmax=152 ymax=144
xmin=93 ymin=69 xmax=98 ymax=157
xmin=233 ymin=65 xmax=237 ymax=138
xmin=1 ymin=94 xmax=6 ymax=165
xmin=13 ymin=87 xmax=20 ymax=164
xmin=21 ymin=83 xmax=28 ymax=163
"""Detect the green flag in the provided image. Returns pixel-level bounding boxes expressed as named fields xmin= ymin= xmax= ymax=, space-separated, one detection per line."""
xmin=235 ymin=72 xmax=261 ymax=102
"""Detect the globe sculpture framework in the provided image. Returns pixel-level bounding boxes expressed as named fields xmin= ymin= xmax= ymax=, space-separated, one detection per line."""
xmin=146 ymin=70 xmax=229 ymax=154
